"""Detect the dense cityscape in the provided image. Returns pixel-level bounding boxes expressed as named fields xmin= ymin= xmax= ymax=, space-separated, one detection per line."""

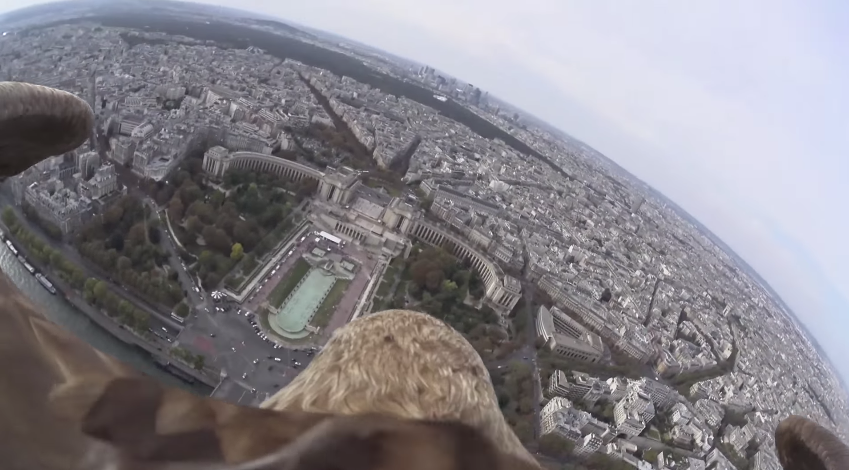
xmin=0 ymin=3 xmax=846 ymax=470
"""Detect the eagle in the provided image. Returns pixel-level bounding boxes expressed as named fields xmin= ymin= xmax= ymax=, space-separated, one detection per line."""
xmin=0 ymin=82 xmax=844 ymax=470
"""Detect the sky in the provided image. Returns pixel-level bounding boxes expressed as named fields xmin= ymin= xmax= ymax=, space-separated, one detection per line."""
xmin=3 ymin=1 xmax=848 ymax=381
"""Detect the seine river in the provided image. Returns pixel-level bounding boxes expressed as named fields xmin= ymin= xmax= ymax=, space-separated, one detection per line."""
xmin=0 ymin=240 xmax=209 ymax=394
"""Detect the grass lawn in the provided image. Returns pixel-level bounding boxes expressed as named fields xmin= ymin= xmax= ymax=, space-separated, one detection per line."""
xmin=312 ymin=279 xmax=351 ymax=328
xmin=267 ymin=259 xmax=311 ymax=308
xmin=242 ymin=256 xmax=259 ymax=275
xmin=375 ymin=279 xmax=392 ymax=298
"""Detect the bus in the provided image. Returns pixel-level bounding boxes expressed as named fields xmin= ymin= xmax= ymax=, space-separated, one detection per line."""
xmin=170 ymin=312 xmax=185 ymax=324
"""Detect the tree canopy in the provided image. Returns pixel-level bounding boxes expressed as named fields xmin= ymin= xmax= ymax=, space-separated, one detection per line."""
xmin=76 ymin=195 xmax=184 ymax=308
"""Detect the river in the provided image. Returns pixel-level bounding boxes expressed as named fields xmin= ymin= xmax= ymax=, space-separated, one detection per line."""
xmin=0 ymin=239 xmax=210 ymax=394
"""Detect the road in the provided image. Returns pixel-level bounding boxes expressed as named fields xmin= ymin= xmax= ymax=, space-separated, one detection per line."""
xmin=177 ymin=299 xmax=316 ymax=396
xmin=142 ymin=198 xmax=205 ymax=309
xmin=626 ymin=435 xmax=696 ymax=458
xmin=522 ymin=286 xmax=544 ymax=441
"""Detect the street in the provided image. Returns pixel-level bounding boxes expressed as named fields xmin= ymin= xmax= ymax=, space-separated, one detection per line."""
xmin=142 ymin=198 xmax=205 ymax=309
xmin=178 ymin=300 xmax=316 ymax=395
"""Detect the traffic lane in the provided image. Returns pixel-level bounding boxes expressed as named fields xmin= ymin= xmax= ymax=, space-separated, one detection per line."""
xmin=220 ymin=311 xmax=317 ymax=391
xmin=182 ymin=308 xmax=314 ymax=393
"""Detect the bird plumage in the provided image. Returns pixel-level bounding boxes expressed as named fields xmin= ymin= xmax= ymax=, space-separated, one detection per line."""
xmin=262 ymin=309 xmax=538 ymax=467
xmin=775 ymin=415 xmax=849 ymax=470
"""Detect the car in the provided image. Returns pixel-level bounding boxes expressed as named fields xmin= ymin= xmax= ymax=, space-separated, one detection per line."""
xmin=231 ymin=347 xmax=236 ymax=352
xmin=251 ymin=388 xmax=256 ymax=394
xmin=209 ymin=333 xmax=215 ymax=338
xmin=252 ymin=359 xmax=259 ymax=365
xmin=242 ymin=373 xmax=247 ymax=379
xmin=273 ymin=357 xmax=282 ymax=362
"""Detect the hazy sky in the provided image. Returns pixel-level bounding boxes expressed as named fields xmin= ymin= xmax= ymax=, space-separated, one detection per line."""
xmin=4 ymin=1 xmax=849 ymax=380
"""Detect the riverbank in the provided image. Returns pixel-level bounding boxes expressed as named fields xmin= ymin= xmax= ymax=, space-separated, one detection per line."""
xmin=0 ymin=220 xmax=219 ymax=390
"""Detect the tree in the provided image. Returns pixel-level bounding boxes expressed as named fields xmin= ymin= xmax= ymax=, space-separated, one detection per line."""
xmin=600 ymin=287 xmax=612 ymax=303
xmin=127 ymin=222 xmax=147 ymax=246
xmin=70 ymin=269 xmax=86 ymax=289
xmin=642 ymin=449 xmax=660 ymax=463
xmin=133 ymin=310 xmax=150 ymax=332
xmin=93 ymin=280 xmax=108 ymax=303
xmin=148 ymin=226 xmax=161 ymax=244
xmin=539 ymin=433 xmax=576 ymax=459
xmin=186 ymin=215 xmax=203 ymax=235
xmin=192 ymin=355 xmax=205 ymax=370
xmin=116 ymin=256 xmax=132 ymax=272
xmin=84 ymin=277 xmax=98 ymax=293
xmin=202 ymin=225 xmax=232 ymax=253
xmin=230 ymin=242 xmax=244 ymax=261
xmin=168 ymin=197 xmax=184 ymax=221
xmin=103 ymin=204 xmax=124 ymax=226
xmin=107 ymin=232 xmax=125 ymax=251
xmin=425 ymin=270 xmax=444 ymax=292
xmin=118 ymin=300 xmax=134 ymax=318
xmin=198 ymin=250 xmax=214 ymax=269
xmin=174 ymin=302 xmax=190 ymax=318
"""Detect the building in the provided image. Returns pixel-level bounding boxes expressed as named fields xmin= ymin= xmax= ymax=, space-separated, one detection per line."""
xmin=109 ymin=137 xmax=137 ymax=165
xmin=77 ymin=151 xmax=100 ymax=180
xmin=549 ymin=370 xmax=606 ymax=407
xmin=118 ymin=115 xmax=145 ymax=136
xmin=23 ymin=178 xmax=92 ymax=234
xmin=540 ymin=396 xmax=607 ymax=456
xmin=613 ymin=390 xmax=654 ymax=438
xmin=751 ymin=449 xmax=782 ymax=470
xmin=536 ymin=305 xmax=605 ymax=363
xmin=311 ymin=169 xmax=417 ymax=259
xmin=78 ymin=163 xmax=119 ymax=200
xmin=632 ymin=378 xmax=676 ymax=411
xmin=202 ymin=148 xmax=322 ymax=184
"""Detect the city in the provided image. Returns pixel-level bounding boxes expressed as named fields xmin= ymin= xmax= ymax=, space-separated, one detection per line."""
xmin=0 ymin=4 xmax=846 ymax=470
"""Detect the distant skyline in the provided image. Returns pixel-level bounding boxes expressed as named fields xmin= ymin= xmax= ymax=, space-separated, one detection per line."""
xmin=3 ymin=0 xmax=848 ymax=381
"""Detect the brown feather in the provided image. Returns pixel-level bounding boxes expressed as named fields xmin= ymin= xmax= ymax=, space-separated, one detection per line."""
xmin=262 ymin=309 xmax=538 ymax=467
xmin=0 ymin=81 xmax=94 ymax=176
xmin=0 ymin=274 xmax=129 ymax=469
xmin=776 ymin=415 xmax=849 ymax=470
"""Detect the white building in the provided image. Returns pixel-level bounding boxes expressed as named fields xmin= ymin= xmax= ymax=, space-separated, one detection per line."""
xmin=536 ymin=305 xmax=605 ymax=363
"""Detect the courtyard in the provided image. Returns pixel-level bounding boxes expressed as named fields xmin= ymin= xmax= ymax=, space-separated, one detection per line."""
xmin=270 ymin=267 xmax=337 ymax=339
xmin=244 ymin=232 xmax=374 ymax=344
